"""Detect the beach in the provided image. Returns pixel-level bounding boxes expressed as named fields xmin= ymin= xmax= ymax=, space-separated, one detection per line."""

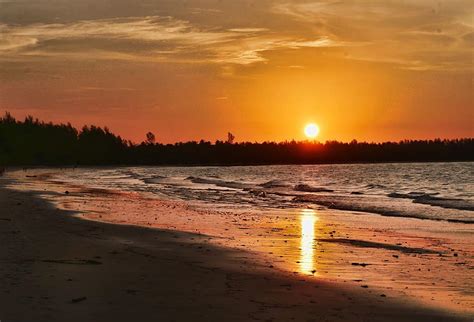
xmin=2 ymin=0 xmax=473 ymax=319
xmin=1 ymin=168 xmax=473 ymax=321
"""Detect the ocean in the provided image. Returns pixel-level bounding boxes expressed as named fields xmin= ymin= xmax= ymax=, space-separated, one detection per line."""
xmin=53 ymin=162 xmax=474 ymax=224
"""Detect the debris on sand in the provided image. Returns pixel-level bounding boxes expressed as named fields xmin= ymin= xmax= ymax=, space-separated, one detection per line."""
xmin=70 ymin=297 xmax=87 ymax=303
xmin=41 ymin=259 xmax=102 ymax=265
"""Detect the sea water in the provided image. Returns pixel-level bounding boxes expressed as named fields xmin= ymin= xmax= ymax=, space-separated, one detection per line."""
xmin=54 ymin=162 xmax=474 ymax=223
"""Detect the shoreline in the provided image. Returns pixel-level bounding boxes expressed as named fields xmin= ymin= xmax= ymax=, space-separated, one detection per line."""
xmin=4 ymin=159 xmax=474 ymax=170
xmin=1 ymin=181 xmax=471 ymax=321
xmin=8 ymin=164 xmax=474 ymax=225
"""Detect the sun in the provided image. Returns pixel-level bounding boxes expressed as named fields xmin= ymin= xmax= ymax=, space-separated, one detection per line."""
xmin=304 ymin=123 xmax=320 ymax=139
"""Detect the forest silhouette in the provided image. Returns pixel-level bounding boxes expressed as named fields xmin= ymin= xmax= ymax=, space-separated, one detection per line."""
xmin=0 ymin=112 xmax=473 ymax=166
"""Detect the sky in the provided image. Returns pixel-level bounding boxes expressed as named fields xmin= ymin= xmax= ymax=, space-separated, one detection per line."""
xmin=0 ymin=0 xmax=473 ymax=143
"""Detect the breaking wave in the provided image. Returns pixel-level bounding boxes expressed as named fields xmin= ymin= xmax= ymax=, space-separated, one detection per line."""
xmin=388 ymin=192 xmax=474 ymax=211
xmin=293 ymin=194 xmax=474 ymax=224
xmin=259 ymin=180 xmax=290 ymax=188
xmin=185 ymin=176 xmax=252 ymax=190
xmin=294 ymin=184 xmax=334 ymax=193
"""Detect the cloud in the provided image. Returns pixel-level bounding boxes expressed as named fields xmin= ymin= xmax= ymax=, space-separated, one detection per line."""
xmin=273 ymin=0 xmax=474 ymax=71
xmin=212 ymin=36 xmax=347 ymax=65
xmin=0 ymin=1 xmax=471 ymax=71
xmin=0 ymin=16 xmax=345 ymax=65
xmin=0 ymin=34 xmax=38 ymax=51
xmin=228 ymin=28 xmax=268 ymax=33
xmin=0 ymin=17 xmax=232 ymax=51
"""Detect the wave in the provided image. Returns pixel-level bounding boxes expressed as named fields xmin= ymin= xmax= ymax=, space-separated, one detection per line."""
xmin=388 ymin=192 xmax=474 ymax=211
xmin=415 ymin=196 xmax=474 ymax=211
xmin=185 ymin=176 xmax=252 ymax=190
xmin=292 ymin=195 xmax=474 ymax=224
xmin=259 ymin=180 xmax=290 ymax=188
xmin=365 ymin=184 xmax=387 ymax=189
xmin=388 ymin=192 xmax=433 ymax=199
xmin=142 ymin=175 xmax=168 ymax=184
xmin=294 ymin=184 xmax=334 ymax=193
xmin=120 ymin=170 xmax=142 ymax=179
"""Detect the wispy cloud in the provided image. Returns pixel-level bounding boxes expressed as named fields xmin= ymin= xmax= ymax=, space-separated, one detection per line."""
xmin=273 ymin=0 xmax=474 ymax=71
xmin=0 ymin=17 xmax=232 ymax=51
xmin=0 ymin=15 xmax=348 ymax=65
xmin=0 ymin=1 xmax=471 ymax=70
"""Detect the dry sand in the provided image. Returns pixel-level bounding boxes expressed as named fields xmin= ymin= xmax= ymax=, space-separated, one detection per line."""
xmin=0 ymin=172 xmax=472 ymax=321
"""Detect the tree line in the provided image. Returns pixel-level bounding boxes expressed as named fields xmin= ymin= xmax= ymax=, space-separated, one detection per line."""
xmin=0 ymin=112 xmax=473 ymax=166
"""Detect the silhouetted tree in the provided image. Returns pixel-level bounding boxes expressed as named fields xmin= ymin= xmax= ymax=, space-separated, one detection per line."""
xmin=227 ymin=132 xmax=235 ymax=144
xmin=146 ymin=132 xmax=156 ymax=145
xmin=0 ymin=112 xmax=473 ymax=166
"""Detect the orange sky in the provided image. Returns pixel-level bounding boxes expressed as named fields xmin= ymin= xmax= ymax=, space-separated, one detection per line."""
xmin=0 ymin=0 xmax=473 ymax=143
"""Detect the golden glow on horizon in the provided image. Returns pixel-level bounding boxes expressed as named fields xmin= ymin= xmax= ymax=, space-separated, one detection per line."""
xmin=300 ymin=208 xmax=318 ymax=275
xmin=304 ymin=123 xmax=320 ymax=139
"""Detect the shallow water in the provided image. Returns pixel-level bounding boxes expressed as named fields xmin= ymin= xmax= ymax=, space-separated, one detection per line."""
xmin=53 ymin=162 xmax=474 ymax=223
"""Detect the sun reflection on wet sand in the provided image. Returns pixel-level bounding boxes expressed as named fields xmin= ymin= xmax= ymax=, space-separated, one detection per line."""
xmin=300 ymin=209 xmax=318 ymax=274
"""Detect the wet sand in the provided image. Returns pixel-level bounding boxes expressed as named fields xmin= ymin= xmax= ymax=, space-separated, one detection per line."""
xmin=1 ymin=170 xmax=472 ymax=321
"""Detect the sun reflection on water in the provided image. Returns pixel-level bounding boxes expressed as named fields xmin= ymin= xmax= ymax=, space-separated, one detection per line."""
xmin=300 ymin=209 xmax=318 ymax=274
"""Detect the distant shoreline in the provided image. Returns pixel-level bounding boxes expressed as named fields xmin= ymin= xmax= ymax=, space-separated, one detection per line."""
xmin=1 ymin=113 xmax=473 ymax=166
xmin=3 ymin=159 xmax=474 ymax=169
